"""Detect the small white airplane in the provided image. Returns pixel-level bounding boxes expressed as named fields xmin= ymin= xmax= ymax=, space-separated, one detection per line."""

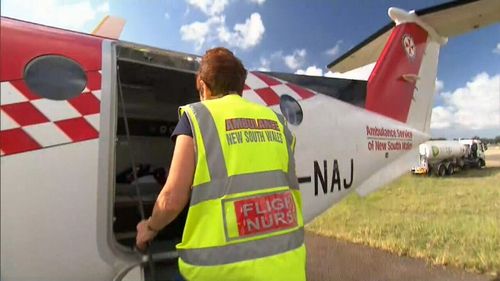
xmin=1 ymin=1 xmax=499 ymax=280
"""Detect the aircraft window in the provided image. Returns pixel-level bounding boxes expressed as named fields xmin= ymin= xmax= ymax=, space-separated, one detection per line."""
xmin=24 ymin=55 xmax=87 ymax=100
xmin=279 ymin=94 xmax=303 ymax=125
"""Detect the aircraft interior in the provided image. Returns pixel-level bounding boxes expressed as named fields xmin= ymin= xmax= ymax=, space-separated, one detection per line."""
xmin=113 ymin=44 xmax=200 ymax=280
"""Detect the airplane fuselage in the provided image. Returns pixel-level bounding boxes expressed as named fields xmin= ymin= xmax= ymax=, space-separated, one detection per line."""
xmin=3 ymin=0 xmax=499 ymax=278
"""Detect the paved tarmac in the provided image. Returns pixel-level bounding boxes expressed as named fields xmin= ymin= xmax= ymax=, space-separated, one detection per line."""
xmin=305 ymin=232 xmax=496 ymax=281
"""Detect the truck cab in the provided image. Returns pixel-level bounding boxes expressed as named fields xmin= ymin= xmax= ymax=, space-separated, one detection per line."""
xmin=459 ymin=139 xmax=487 ymax=168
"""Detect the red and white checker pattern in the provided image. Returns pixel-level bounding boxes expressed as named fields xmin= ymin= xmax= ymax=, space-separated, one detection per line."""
xmin=243 ymin=71 xmax=315 ymax=106
xmin=0 ymin=71 xmax=315 ymax=156
xmin=0 ymin=71 xmax=101 ymax=156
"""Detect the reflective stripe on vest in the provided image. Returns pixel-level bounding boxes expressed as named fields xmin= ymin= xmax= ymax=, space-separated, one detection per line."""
xmin=191 ymin=170 xmax=294 ymax=206
xmin=190 ymin=102 xmax=227 ymax=179
xmin=188 ymin=102 xmax=299 ymax=206
xmin=178 ymin=227 xmax=304 ymax=266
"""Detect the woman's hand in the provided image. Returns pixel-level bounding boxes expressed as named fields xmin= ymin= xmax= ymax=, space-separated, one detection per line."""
xmin=135 ymin=219 xmax=158 ymax=251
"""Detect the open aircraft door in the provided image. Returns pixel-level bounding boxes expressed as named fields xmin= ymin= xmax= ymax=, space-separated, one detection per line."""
xmin=98 ymin=40 xmax=200 ymax=280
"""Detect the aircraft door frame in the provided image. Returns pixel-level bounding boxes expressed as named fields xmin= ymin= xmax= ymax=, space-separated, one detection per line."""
xmin=96 ymin=40 xmax=140 ymax=266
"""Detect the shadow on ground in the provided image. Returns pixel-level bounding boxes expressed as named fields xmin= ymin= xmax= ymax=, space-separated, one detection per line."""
xmin=448 ymin=166 xmax=500 ymax=178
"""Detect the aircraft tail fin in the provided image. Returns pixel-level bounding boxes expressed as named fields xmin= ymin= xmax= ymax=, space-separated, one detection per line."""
xmin=365 ymin=10 xmax=441 ymax=134
xmin=92 ymin=16 xmax=126 ymax=39
xmin=327 ymin=1 xmax=500 ymax=134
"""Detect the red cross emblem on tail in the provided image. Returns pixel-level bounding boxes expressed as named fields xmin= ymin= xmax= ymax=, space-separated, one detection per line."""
xmin=402 ymin=34 xmax=416 ymax=60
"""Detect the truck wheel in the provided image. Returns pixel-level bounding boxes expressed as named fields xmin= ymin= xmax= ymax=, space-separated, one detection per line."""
xmin=437 ymin=164 xmax=446 ymax=177
xmin=446 ymin=163 xmax=454 ymax=175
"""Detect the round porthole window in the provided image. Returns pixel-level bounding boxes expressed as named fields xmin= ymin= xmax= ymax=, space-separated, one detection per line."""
xmin=279 ymin=94 xmax=303 ymax=125
xmin=24 ymin=55 xmax=87 ymax=100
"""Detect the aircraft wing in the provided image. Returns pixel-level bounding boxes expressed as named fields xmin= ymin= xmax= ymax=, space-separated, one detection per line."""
xmin=328 ymin=0 xmax=500 ymax=73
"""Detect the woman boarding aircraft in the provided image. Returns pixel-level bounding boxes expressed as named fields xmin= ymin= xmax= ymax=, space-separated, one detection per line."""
xmin=1 ymin=1 xmax=499 ymax=280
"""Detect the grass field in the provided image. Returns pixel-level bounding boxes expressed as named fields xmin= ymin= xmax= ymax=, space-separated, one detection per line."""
xmin=306 ymin=147 xmax=500 ymax=276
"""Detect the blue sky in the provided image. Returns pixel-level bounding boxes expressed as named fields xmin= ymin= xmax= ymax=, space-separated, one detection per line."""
xmin=2 ymin=0 xmax=499 ymax=138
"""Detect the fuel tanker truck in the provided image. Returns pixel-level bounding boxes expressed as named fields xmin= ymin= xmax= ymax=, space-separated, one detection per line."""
xmin=411 ymin=139 xmax=487 ymax=176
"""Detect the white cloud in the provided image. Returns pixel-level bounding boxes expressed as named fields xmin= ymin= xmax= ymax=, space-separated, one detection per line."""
xmin=218 ymin=13 xmax=265 ymax=50
xmin=249 ymin=0 xmax=266 ymax=4
xmin=325 ymin=62 xmax=375 ymax=80
xmin=430 ymin=72 xmax=500 ymax=130
xmin=1 ymin=0 xmax=109 ymax=31
xmin=164 ymin=12 xmax=171 ymax=19
xmin=295 ymin=65 xmax=324 ymax=76
xmin=250 ymin=51 xmax=283 ymax=71
xmin=284 ymin=49 xmax=307 ymax=70
xmin=435 ymin=79 xmax=444 ymax=93
xmin=431 ymin=127 xmax=499 ymax=139
xmin=180 ymin=16 xmax=224 ymax=50
xmin=270 ymin=50 xmax=284 ymax=60
xmin=96 ymin=2 xmax=110 ymax=13
xmin=325 ymin=40 xmax=343 ymax=57
xmin=186 ymin=0 xmax=229 ymax=16
xmin=181 ymin=13 xmax=264 ymax=51
xmin=430 ymin=106 xmax=453 ymax=129
xmin=493 ymin=43 xmax=500 ymax=55
xmin=257 ymin=57 xmax=271 ymax=71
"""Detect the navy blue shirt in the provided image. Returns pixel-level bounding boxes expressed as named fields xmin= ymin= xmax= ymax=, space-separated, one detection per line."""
xmin=171 ymin=113 xmax=193 ymax=141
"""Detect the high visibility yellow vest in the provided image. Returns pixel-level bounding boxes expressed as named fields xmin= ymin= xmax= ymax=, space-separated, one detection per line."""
xmin=176 ymin=94 xmax=306 ymax=281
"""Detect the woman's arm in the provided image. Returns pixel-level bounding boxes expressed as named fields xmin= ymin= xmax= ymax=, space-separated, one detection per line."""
xmin=136 ymin=135 xmax=195 ymax=250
